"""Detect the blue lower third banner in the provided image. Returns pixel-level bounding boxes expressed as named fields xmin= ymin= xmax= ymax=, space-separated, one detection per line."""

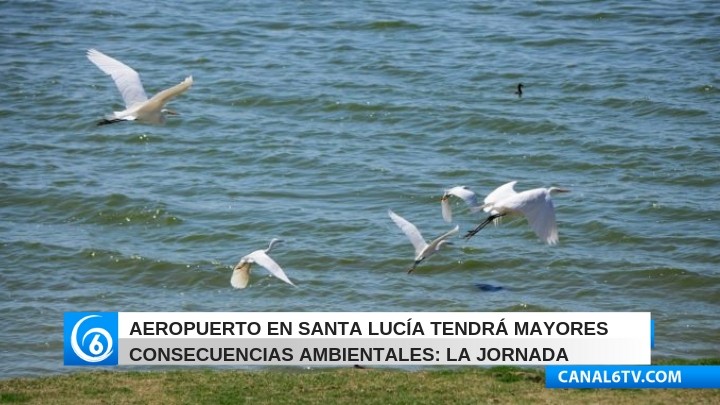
xmin=546 ymin=365 xmax=720 ymax=389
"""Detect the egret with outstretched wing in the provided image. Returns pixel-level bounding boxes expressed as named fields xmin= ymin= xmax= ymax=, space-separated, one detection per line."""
xmin=231 ymin=238 xmax=295 ymax=289
xmin=465 ymin=182 xmax=569 ymax=245
xmin=441 ymin=186 xmax=482 ymax=223
xmin=87 ymin=48 xmax=192 ymax=125
xmin=388 ymin=209 xmax=458 ymax=273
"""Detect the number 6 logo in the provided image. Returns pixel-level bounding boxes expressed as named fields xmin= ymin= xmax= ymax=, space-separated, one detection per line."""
xmin=64 ymin=312 xmax=118 ymax=366
xmin=71 ymin=315 xmax=114 ymax=362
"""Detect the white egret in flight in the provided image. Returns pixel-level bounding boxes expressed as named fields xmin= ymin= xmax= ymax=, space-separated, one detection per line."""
xmin=231 ymin=238 xmax=295 ymax=289
xmin=86 ymin=48 xmax=193 ymax=125
xmin=441 ymin=186 xmax=482 ymax=223
xmin=388 ymin=209 xmax=459 ymax=273
xmin=465 ymin=181 xmax=569 ymax=245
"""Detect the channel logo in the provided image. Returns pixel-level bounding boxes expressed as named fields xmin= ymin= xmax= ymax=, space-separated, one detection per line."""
xmin=64 ymin=312 xmax=118 ymax=366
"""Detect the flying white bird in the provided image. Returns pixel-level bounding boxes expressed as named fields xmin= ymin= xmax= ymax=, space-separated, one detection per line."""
xmin=388 ymin=209 xmax=459 ymax=273
xmin=465 ymin=181 xmax=569 ymax=245
xmin=441 ymin=186 xmax=482 ymax=223
xmin=231 ymin=238 xmax=295 ymax=289
xmin=86 ymin=48 xmax=193 ymax=125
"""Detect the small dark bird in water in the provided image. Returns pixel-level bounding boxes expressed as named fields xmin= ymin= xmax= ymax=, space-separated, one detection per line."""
xmin=475 ymin=283 xmax=504 ymax=292
xmin=515 ymin=83 xmax=524 ymax=98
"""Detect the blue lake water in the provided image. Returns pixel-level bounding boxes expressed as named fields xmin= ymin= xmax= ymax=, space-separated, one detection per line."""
xmin=1 ymin=0 xmax=718 ymax=377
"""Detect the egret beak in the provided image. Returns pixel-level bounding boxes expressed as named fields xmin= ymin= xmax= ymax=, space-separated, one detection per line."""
xmin=163 ymin=108 xmax=180 ymax=116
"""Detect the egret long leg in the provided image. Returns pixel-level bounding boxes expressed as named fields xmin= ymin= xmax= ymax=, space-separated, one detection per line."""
xmin=407 ymin=258 xmax=424 ymax=274
xmin=464 ymin=213 xmax=506 ymax=240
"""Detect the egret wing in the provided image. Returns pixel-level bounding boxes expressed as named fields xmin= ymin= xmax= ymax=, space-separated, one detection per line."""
xmin=441 ymin=198 xmax=453 ymax=222
xmin=516 ymin=191 xmax=559 ymax=245
xmin=484 ymin=181 xmax=518 ymax=213
xmin=388 ymin=209 xmax=427 ymax=256
xmin=87 ymin=49 xmax=148 ymax=109
xmin=142 ymin=76 xmax=193 ymax=113
xmin=249 ymin=250 xmax=295 ymax=287
xmin=449 ymin=186 xmax=479 ymax=207
xmin=428 ymin=225 xmax=459 ymax=250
